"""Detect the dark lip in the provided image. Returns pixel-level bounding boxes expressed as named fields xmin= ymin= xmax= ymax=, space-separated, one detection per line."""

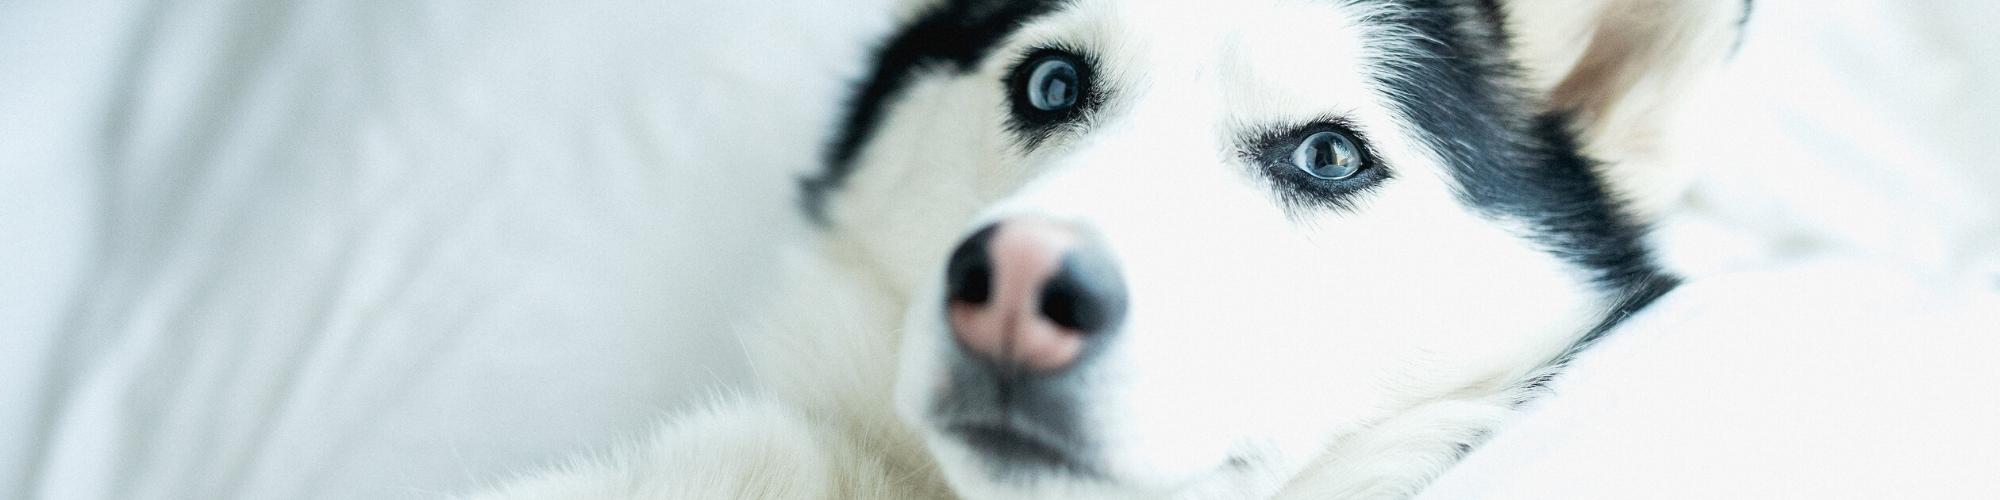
xmin=947 ymin=422 xmax=1098 ymax=477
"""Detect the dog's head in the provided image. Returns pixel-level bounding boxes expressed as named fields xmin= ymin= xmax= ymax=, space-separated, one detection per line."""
xmin=805 ymin=0 xmax=1742 ymax=497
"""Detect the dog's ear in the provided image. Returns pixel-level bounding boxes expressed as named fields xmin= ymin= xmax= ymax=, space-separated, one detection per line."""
xmin=1503 ymin=0 xmax=1748 ymax=215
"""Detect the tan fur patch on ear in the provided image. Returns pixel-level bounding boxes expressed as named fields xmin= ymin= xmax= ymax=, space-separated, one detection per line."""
xmin=1548 ymin=0 xmax=1742 ymax=133
xmin=1504 ymin=0 xmax=1744 ymax=217
xmin=1504 ymin=0 xmax=1615 ymax=93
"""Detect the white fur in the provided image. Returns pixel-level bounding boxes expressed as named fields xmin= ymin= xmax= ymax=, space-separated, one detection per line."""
xmin=464 ymin=0 xmax=1740 ymax=499
xmin=462 ymin=397 xmax=914 ymax=500
xmin=873 ymin=1 xmax=1600 ymax=497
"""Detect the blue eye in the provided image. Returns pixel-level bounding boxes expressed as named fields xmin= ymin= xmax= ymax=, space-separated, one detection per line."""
xmin=1025 ymin=58 xmax=1079 ymax=111
xmin=1007 ymin=50 xmax=1094 ymax=142
xmin=1292 ymin=131 xmax=1364 ymax=180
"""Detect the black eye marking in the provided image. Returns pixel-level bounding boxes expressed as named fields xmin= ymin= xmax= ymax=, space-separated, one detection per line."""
xmin=1245 ymin=120 xmax=1391 ymax=212
xmin=1006 ymin=48 xmax=1099 ymax=146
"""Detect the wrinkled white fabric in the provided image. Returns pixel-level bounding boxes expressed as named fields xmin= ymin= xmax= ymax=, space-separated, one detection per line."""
xmin=1652 ymin=0 xmax=2000 ymax=286
xmin=1418 ymin=258 xmax=2000 ymax=499
xmin=1 ymin=1 xmax=891 ymax=498
xmin=3 ymin=0 xmax=1996 ymax=499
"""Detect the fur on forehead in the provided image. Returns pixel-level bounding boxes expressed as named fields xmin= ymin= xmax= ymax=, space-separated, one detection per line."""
xmin=808 ymin=0 xmax=1411 ymax=221
xmin=812 ymin=0 xmax=1674 ymax=314
xmin=988 ymin=0 xmax=1412 ymax=143
xmin=983 ymin=0 xmax=1488 ymax=222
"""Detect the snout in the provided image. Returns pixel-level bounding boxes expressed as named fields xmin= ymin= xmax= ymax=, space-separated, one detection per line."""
xmin=945 ymin=218 xmax=1126 ymax=373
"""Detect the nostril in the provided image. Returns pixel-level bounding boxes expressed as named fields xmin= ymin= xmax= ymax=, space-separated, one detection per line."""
xmin=1038 ymin=251 xmax=1126 ymax=334
xmin=947 ymin=224 xmax=1000 ymax=305
xmin=1039 ymin=276 xmax=1090 ymax=331
xmin=946 ymin=218 xmax=1124 ymax=373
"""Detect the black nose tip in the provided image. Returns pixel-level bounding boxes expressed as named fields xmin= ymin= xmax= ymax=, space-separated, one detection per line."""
xmin=943 ymin=221 xmax=1126 ymax=335
xmin=1040 ymin=249 xmax=1125 ymax=333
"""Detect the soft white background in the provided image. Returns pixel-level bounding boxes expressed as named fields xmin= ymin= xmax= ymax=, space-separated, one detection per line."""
xmin=1 ymin=0 xmax=1995 ymax=499
xmin=1 ymin=0 xmax=891 ymax=498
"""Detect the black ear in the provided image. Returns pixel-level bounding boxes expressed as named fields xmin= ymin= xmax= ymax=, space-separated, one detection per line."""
xmin=1503 ymin=0 xmax=1750 ymax=215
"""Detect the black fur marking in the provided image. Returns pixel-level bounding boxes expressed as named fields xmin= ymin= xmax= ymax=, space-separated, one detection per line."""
xmin=802 ymin=0 xmax=1065 ymax=224
xmin=1370 ymin=0 xmax=1676 ymax=311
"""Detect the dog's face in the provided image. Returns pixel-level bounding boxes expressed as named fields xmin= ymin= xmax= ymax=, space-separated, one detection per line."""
xmin=810 ymin=0 xmax=1681 ymax=498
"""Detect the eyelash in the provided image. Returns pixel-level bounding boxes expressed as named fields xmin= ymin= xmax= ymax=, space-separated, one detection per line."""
xmin=1004 ymin=47 xmax=1100 ymax=147
xmin=1243 ymin=121 xmax=1392 ymax=213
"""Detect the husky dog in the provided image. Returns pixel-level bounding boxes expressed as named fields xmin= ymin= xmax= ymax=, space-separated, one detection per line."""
xmin=469 ymin=0 xmax=1746 ymax=498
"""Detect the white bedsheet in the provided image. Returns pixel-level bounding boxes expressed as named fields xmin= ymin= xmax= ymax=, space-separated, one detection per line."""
xmin=1 ymin=0 xmax=1994 ymax=499
xmin=2 ymin=0 xmax=891 ymax=498
xmin=1418 ymin=258 xmax=2000 ymax=499
xmin=1423 ymin=1 xmax=2000 ymax=497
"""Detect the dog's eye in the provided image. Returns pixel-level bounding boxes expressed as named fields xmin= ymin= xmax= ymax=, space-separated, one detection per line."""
xmin=1248 ymin=122 xmax=1387 ymax=211
xmin=1292 ymin=131 xmax=1365 ymax=180
xmin=1024 ymin=57 xmax=1081 ymax=111
xmin=1006 ymin=50 xmax=1095 ymax=145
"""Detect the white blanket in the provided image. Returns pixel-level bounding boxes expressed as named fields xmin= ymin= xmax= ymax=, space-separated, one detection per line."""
xmin=2 ymin=0 xmax=1994 ymax=498
xmin=2 ymin=0 xmax=891 ymax=498
xmin=1419 ymin=258 xmax=2000 ymax=499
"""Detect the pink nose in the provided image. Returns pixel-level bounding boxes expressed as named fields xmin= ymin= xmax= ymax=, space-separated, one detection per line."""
xmin=944 ymin=219 xmax=1125 ymax=373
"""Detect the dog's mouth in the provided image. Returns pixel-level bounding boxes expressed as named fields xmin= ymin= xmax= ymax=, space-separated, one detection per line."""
xmin=945 ymin=421 xmax=1099 ymax=478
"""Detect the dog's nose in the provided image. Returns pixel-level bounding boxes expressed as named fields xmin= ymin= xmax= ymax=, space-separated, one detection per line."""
xmin=945 ymin=219 xmax=1126 ymax=373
